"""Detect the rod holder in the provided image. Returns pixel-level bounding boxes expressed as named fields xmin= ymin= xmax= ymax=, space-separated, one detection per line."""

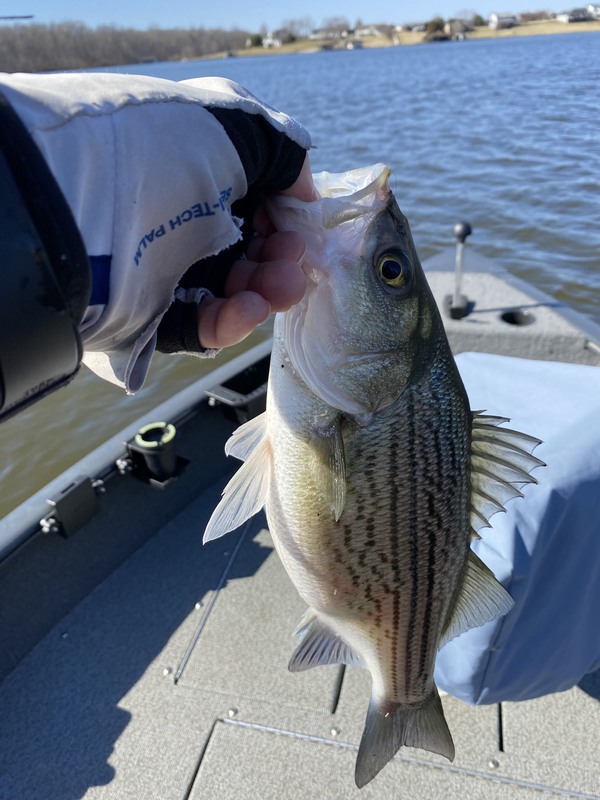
xmin=128 ymin=421 xmax=179 ymax=483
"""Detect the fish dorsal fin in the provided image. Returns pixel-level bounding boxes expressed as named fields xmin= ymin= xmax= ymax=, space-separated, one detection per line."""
xmin=470 ymin=412 xmax=544 ymax=531
xmin=289 ymin=610 xmax=363 ymax=672
xmin=439 ymin=551 xmax=514 ymax=650
xmin=203 ymin=414 xmax=271 ymax=543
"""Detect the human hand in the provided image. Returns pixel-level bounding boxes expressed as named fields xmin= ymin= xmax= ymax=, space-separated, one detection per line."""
xmin=196 ymin=155 xmax=318 ymax=349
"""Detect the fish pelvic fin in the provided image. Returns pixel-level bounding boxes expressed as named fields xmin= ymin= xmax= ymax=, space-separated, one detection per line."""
xmin=288 ymin=610 xmax=363 ymax=672
xmin=470 ymin=412 xmax=545 ymax=532
xmin=203 ymin=413 xmax=271 ymax=543
xmin=355 ymin=687 xmax=454 ymax=788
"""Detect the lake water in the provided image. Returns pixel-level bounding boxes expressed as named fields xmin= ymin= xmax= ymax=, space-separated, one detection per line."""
xmin=2 ymin=33 xmax=599 ymax=514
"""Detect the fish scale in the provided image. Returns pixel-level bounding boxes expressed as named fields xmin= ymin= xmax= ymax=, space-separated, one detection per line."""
xmin=204 ymin=163 xmax=543 ymax=788
xmin=337 ymin=369 xmax=469 ymax=704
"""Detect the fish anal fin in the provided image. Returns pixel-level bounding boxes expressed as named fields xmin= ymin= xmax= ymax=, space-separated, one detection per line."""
xmin=203 ymin=434 xmax=271 ymax=543
xmin=439 ymin=551 xmax=513 ymax=649
xmin=355 ymin=687 xmax=454 ymax=788
xmin=289 ymin=611 xmax=362 ymax=672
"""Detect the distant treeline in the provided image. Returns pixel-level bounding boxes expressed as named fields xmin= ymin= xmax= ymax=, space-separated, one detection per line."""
xmin=0 ymin=22 xmax=250 ymax=73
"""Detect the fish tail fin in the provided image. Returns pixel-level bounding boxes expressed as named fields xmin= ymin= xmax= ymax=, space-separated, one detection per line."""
xmin=355 ymin=686 xmax=454 ymax=788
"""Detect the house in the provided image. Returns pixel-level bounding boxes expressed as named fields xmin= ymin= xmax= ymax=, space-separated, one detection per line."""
xmin=557 ymin=7 xmax=592 ymax=21
xmin=489 ymin=12 xmax=519 ymax=28
xmin=308 ymin=29 xmax=343 ymax=40
xmin=354 ymin=26 xmax=382 ymax=37
xmin=444 ymin=19 xmax=473 ymax=37
xmin=262 ymin=33 xmax=281 ymax=48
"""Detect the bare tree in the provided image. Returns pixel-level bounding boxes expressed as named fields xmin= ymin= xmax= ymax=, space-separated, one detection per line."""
xmin=0 ymin=22 xmax=250 ymax=73
xmin=281 ymin=17 xmax=314 ymax=37
xmin=321 ymin=16 xmax=350 ymax=34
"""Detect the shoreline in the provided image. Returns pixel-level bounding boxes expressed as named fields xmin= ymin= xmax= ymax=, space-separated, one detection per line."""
xmin=207 ymin=19 xmax=600 ymax=60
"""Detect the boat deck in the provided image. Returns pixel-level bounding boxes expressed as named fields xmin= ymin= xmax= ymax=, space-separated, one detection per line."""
xmin=1 ymin=459 xmax=598 ymax=800
xmin=1 ymin=250 xmax=599 ymax=799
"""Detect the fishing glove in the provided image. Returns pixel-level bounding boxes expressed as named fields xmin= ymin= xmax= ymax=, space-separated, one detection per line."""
xmin=0 ymin=72 xmax=310 ymax=393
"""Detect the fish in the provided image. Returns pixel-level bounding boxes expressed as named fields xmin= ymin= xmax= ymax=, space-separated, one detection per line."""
xmin=203 ymin=164 xmax=544 ymax=787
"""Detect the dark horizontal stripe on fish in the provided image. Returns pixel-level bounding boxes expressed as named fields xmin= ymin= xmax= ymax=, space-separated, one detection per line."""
xmin=419 ymin=415 xmax=443 ymax=679
xmin=404 ymin=392 xmax=419 ymax=697
xmin=383 ymin=414 xmax=401 ymax=695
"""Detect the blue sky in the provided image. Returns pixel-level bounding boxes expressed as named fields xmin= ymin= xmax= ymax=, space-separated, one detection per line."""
xmin=1 ymin=1 xmax=571 ymax=31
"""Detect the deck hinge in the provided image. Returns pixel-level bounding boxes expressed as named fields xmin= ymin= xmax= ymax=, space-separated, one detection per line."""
xmin=40 ymin=475 xmax=103 ymax=538
xmin=205 ymin=354 xmax=269 ymax=423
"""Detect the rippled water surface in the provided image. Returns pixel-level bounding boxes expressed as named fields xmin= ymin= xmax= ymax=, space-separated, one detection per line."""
xmin=2 ymin=33 xmax=599 ymax=514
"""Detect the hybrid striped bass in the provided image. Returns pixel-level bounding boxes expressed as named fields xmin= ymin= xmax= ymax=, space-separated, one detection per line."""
xmin=204 ymin=164 xmax=543 ymax=787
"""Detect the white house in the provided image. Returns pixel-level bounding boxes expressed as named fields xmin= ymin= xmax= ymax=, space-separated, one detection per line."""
xmin=489 ymin=12 xmax=519 ymax=28
xmin=262 ymin=33 xmax=282 ymax=48
xmin=557 ymin=8 xmax=592 ymax=21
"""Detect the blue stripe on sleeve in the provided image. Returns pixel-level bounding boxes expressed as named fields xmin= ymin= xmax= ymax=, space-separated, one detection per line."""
xmin=89 ymin=255 xmax=111 ymax=305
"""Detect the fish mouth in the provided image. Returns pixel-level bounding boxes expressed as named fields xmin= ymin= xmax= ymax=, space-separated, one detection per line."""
xmin=333 ymin=349 xmax=403 ymax=367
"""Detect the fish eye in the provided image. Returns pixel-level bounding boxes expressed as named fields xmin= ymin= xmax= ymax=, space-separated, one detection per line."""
xmin=375 ymin=251 xmax=412 ymax=290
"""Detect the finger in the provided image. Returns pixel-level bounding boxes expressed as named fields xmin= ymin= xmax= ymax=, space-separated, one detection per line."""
xmin=252 ymin=205 xmax=275 ymax=239
xmin=197 ymin=293 xmax=270 ymax=350
xmin=259 ymin=230 xmax=306 ymax=263
xmin=245 ymin=235 xmax=266 ymax=262
xmin=252 ymin=155 xmax=318 ymax=237
xmin=225 ymin=258 xmax=306 ymax=312
xmin=281 ymin=154 xmax=319 ymax=202
xmin=246 ymin=230 xmax=305 ymax=264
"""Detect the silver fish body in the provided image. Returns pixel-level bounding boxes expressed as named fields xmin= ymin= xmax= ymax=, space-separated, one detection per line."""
xmin=204 ymin=165 xmax=543 ymax=787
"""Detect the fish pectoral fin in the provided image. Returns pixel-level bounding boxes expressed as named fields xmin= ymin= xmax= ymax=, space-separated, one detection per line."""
xmin=311 ymin=418 xmax=346 ymax=521
xmin=224 ymin=412 xmax=267 ymax=462
xmin=355 ymin=686 xmax=454 ymax=788
xmin=470 ymin=412 xmax=544 ymax=531
xmin=288 ymin=610 xmax=362 ymax=672
xmin=439 ymin=551 xmax=514 ymax=649
xmin=203 ymin=432 xmax=271 ymax=543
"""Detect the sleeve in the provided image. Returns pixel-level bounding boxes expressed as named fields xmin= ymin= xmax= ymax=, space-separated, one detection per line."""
xmin=155 ymin=96 xmax=309 ymax=357
xmin=0 ymin=72 xmax=311 ymax=393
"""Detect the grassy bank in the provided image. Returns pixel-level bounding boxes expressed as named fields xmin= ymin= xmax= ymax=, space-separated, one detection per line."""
xmin=233 ymin=18 xmax=600 ymax=59
xmin=467 ymin=18 xmax=600 ymax=39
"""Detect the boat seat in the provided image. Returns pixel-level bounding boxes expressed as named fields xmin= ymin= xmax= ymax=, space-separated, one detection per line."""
xmin=436 ymin=353 xmax=600 ymax=704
